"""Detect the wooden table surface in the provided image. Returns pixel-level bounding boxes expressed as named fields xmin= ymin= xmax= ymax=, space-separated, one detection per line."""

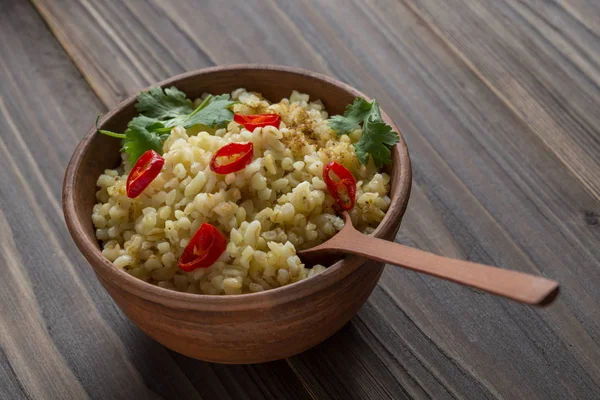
xmin=1 ymin=1 xmax=599 ymax=399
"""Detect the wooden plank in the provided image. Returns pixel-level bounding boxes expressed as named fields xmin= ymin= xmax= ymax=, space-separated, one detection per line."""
xmin=0 ymin=3 xmax=175 ymax=399
xmin=0 ymin=342 xmax=33 ymax=400
xmin=0 ymin=2 xmax=311 ymax=400
xmin=31 ymin=0 xmax=329 ymax=107
xmin=561 ymin=0 xmax=600 ymax=40
xmin=401 ymin=0 xmax=600 ymax=202
xmin=31 ymin=0 xmax=600 ymax=398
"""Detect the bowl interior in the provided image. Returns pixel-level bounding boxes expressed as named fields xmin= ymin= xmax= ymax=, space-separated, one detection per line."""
xmin=64 ymin=65 xmax=412 ymax=307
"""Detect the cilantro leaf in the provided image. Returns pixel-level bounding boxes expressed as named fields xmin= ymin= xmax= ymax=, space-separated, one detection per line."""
xmin=182 ymin=95 xmax=235 ymax=129
xmin=122 ymin=116 xmax=170 ymax=163
xmin=166 ymin=94 xmax=235 ymax=129
xmin=135 ymin=86 xmax=194 ymax=120
xmin=326 ymin=97 xmax=400 ymax=166
xmin=352 ymin=100 xmax=399 ymax=168
xmin=98 ymin=89 xmax=236 ymax=163
xmin=327 ymin=97 xmax=373 ymax=135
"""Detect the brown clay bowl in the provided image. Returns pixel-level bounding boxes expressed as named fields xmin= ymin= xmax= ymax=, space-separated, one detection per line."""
xmin=63 ymin=64 xmax=412 ymax=364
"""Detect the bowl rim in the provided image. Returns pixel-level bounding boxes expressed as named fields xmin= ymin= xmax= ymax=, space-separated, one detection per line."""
xmin=63 ymin=64 xmax=412 ymax=311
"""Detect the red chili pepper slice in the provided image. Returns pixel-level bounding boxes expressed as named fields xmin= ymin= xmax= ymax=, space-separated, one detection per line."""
xmin=210 ymin=142 xmax=254 ymax=174
xmin=126 ymin=150 xmax=165 ymax=198
xmin=234 ymin=113 xmax=281 ymax=131
xmin=323 ymin=161 xmax=357 ymax=210
xmin=178 ymin=223 xmax=227 ymax=272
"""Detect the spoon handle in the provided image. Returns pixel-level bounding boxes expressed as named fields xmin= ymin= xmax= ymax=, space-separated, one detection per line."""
xmin=326 ymin=232 xmax=559 ymax=306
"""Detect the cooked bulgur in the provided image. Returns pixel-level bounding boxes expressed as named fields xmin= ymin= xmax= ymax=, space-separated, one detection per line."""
xmin=92 ymin=89 xmax=391 ymax=294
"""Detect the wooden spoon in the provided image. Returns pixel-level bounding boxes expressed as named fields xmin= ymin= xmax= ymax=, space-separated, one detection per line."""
xmin=298 ymin=212 xmax=559 ymax=306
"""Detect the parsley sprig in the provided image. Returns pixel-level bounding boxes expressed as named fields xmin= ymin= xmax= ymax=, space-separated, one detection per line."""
xmin=97 ymin=87 xmax=235 ymax=163
xmin=327 ymin=97 xmax=399 ymax=168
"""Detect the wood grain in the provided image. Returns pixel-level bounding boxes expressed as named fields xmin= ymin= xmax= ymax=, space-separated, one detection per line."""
xmin=0 ymin=1 xmax=313 ymax=399
xmin=30 ymin=0 xmax=329 ymax=107
xmin=402 ymin=0 xmax=600 ymax=201
xmin=5 ymin=0 xmax=600 ymax=398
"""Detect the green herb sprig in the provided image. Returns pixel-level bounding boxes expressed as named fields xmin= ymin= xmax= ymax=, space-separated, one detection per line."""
xmin=97 ymin=87 xmax=235 ymax=163
xmin=327 ymin=97 xmax=399 ymax=168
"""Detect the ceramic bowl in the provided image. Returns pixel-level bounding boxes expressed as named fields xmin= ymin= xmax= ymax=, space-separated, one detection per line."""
xmin=63 ymin=65 xmax=411 ymax=363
